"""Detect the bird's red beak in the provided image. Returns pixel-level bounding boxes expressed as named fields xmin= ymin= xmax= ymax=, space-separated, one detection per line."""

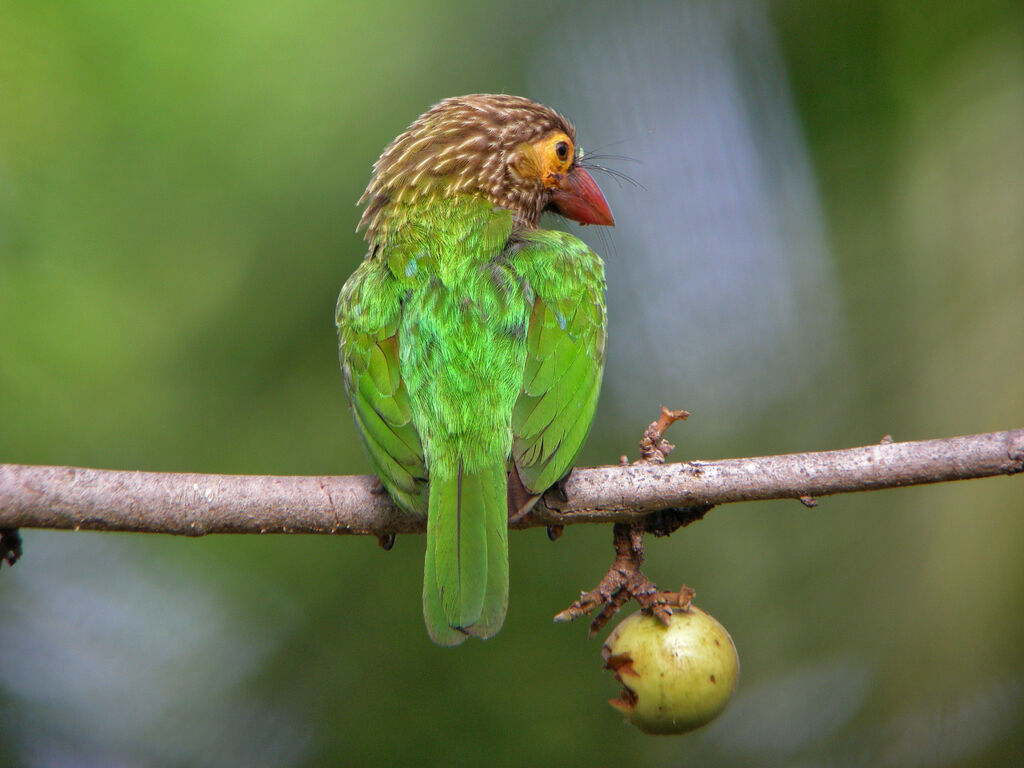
xmin=549 ymin=167 xmax=615 ymax=226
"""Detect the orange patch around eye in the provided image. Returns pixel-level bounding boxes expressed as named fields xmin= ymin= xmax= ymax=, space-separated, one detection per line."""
xmin=525 ymin=132 xmax=574 ymax=186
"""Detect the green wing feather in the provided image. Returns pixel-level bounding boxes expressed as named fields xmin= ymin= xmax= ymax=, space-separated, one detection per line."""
xmin=511 ymin=232 xmax=607 ymax=496
xmin=337 ymin=258 xmax=428 ymax=517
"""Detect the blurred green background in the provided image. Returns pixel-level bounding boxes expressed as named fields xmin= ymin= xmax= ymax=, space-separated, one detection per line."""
xmin=1 ymin=0 xmax=1022 ymax=765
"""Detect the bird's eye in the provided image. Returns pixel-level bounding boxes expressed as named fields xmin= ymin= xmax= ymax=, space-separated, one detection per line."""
xmin=555 ymin=141 xmax=570 ymax=163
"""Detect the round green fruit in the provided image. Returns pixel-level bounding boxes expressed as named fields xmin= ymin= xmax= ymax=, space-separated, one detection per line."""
xmin=602 ymin=606 xmax=739 ymax=735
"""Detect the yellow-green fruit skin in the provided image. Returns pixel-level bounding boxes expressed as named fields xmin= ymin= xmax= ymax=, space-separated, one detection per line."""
xmin=603 ymin=607 xmax=739 ymax=735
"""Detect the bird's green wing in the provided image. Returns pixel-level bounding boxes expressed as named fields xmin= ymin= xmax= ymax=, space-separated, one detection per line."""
xmin=510 ymin=231 xmax=607 ymax=498
xmin=336 ymin=257 xmax=428 ymax=518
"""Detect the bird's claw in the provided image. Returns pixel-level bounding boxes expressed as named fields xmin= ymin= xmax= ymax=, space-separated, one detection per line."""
xmin=1 ymin=528 xmax=23 ymax=568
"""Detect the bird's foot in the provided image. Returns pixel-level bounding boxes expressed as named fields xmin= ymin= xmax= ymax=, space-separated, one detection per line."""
xmin=538 ymin=471 xmax=573 ymax=540
xmin=546 ymin=472 xmax=572 ymax=505
xmin=1 ymin=528 xmax=23 ymax=568
xmin=554 ymin=522 xmax=694 ymax=637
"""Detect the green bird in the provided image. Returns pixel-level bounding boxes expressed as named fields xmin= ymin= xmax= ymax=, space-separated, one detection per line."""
xmin=336 ymin=94 xmax=613 ymax=645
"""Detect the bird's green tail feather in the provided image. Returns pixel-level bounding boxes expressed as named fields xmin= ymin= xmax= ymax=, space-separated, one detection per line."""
xmin=423 ymin=533 xmax=467 ymax=646
xmin=423 ymin=460 xmax=509 ymax=644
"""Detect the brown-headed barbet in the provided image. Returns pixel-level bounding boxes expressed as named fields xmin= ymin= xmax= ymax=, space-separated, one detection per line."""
xmin=336 ymin=94 xmax=614 ymax=645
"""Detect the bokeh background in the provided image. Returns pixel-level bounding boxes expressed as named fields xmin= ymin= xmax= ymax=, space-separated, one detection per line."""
xmin=2 ymin=0 xmax=1022 ymax=765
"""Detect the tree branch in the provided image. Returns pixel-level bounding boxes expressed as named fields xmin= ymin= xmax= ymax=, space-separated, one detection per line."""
xmin=0 ymin=430 xmax=1021 ymax=538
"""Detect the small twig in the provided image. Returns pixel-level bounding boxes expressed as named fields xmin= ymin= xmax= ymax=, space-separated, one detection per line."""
xmin=555 ymin=407 xmax=701 ymax=634
xmin=554 ymin=523 xmax=696 ymax=636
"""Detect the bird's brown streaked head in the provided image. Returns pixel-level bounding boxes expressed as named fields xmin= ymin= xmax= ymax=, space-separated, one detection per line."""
xmin=358 ymin=94 xmax=614 ymax=243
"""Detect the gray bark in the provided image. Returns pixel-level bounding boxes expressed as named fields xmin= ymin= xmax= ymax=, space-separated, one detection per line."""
xmin=1 ymin=430 xmax=1021 ymax=537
